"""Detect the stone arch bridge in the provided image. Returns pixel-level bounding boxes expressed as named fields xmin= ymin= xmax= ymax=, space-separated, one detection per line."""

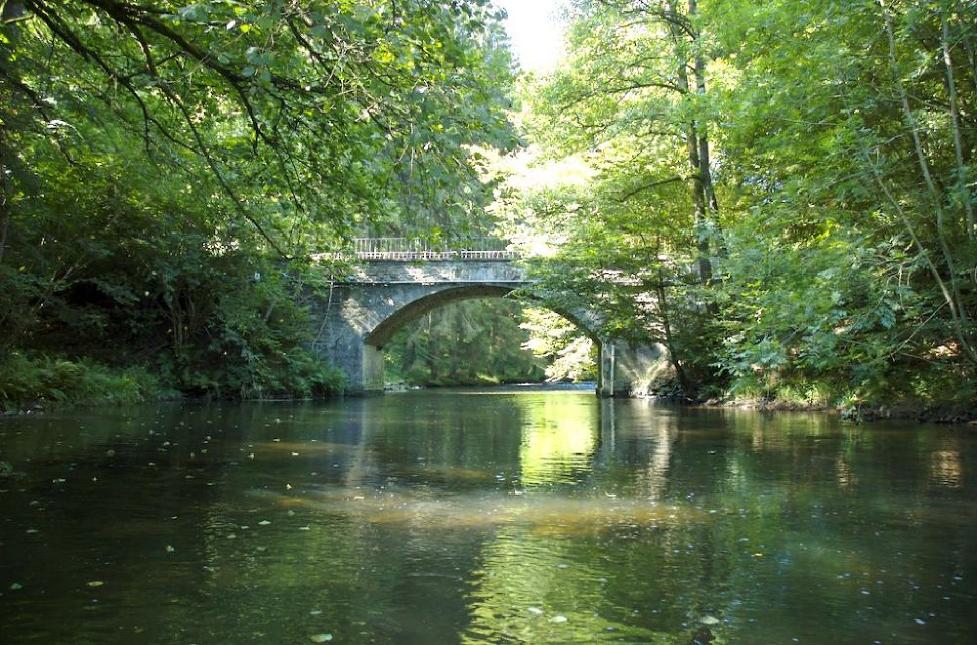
xmin=310 ymin=240 xmax=670 ymax=396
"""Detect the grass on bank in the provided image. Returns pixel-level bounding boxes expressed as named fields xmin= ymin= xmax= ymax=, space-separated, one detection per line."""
xmin=0 ymin=352 xmax=165 ymax=411
xmin=717 ymin=365 xmax=977 ymax=418
xmin=0 ymin=351 xmax=346 ymax=412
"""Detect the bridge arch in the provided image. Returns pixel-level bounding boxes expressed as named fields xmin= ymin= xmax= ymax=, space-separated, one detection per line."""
xmin=364 ymin=284 xmax=600 ymax=349
xmin=310 ymin=255 xmax=671 ymax=397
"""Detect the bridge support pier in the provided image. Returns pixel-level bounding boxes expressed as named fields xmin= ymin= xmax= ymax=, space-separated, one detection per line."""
xmin=599 ymin=340 xmax=674 ymax=398
xmin=597 ymin=341 xmax=615 ymax=398
xmin=362 ymin=344 xmax=385 ymax=394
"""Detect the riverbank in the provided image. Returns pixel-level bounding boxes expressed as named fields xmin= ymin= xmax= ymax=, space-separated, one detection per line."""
xmin=0 ymin=352 xmax=343 ymax=415
xmin=633 ymin=374 xmax=977 ymax=426
xmin=0 ymin=353 xmax=165 ymax=414
xmin=694 ymin=396 xmax=977 ymax=426
xmin=4 ymin=356 xmax=974 ymax=427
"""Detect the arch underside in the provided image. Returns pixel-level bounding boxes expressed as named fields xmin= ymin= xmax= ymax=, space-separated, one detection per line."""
xmin=363 ymin=284 xmax=600 ymax=349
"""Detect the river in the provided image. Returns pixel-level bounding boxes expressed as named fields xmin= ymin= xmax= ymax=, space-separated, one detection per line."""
xmin=1 ymin=389 xmax=975 ymax=643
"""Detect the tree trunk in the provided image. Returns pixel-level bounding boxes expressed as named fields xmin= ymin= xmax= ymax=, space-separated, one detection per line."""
xmin=941 ymin=10 xmax=975 ymax=239
xmin=689 ymin=0 xmax=719 ymax=220
xmin=0 ymin=129 xmax=9 ymax=265
xmin=882 ymin=5 xmax=968 ymax=327
xmin=689 ymin=0 xmax=726 ymax=258
xmin=958 ymin=8 xmax=977 ymax=97
xmin=655 ymin=265 xmax=691 ymax=394
xmin=666 ymin=0 xmax=712 ymax=285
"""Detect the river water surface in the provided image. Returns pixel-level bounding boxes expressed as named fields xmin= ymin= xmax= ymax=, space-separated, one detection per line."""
xmin=1 ymin=389 xmax=975 ymax=643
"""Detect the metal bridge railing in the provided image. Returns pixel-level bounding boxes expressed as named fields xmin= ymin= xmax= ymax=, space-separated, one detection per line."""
xmin=331 ymin=238 xmax=520 ymax=261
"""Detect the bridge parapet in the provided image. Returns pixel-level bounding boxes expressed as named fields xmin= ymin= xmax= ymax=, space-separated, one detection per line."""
xmin=329 ymin=237 xmax=521 ymax=262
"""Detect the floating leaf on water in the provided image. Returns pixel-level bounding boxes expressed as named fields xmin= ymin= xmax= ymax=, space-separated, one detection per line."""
xmin=87 ymin=581 xmax=104 ymax=588
xmin=308 ymin=633 xmax=333 ymax=642
xmin=549 ymin=615 xmax=568 ymax=624
xmin=700 ymin=615 xmax=720 ymax=626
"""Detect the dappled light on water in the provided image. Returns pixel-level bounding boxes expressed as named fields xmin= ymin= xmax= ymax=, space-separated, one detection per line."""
xmin=246 ymin=486 xmax=701 ymax=533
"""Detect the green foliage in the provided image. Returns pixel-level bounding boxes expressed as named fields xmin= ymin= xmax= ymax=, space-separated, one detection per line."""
xmin=1 ymin=1 xmax=516 ymax=249
xmin=0 ymin=1 xmax=513 ymax=402
xmin=0 ymin=352 xmax=163 ymax=410
xmin=0 ymin=135 xmax=345 ymax=399
xmin=709 ymin=0 xmax=977 ymax=405
xmin=497 ymin=0 xmax=728 ymax=396
xmin=520 ymin=308 xmax=597 ymax=382
xmin=384 ymin=299 xmax=549 ymax=386
xmin=506 ymin=0 xmax=977 ymax=407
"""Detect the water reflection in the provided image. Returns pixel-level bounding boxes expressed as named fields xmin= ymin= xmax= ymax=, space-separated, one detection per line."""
xmin=1 ymin=393 xmax=976 ymax=643
xmin=519 ymin=394 xmax=598 ymax=486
